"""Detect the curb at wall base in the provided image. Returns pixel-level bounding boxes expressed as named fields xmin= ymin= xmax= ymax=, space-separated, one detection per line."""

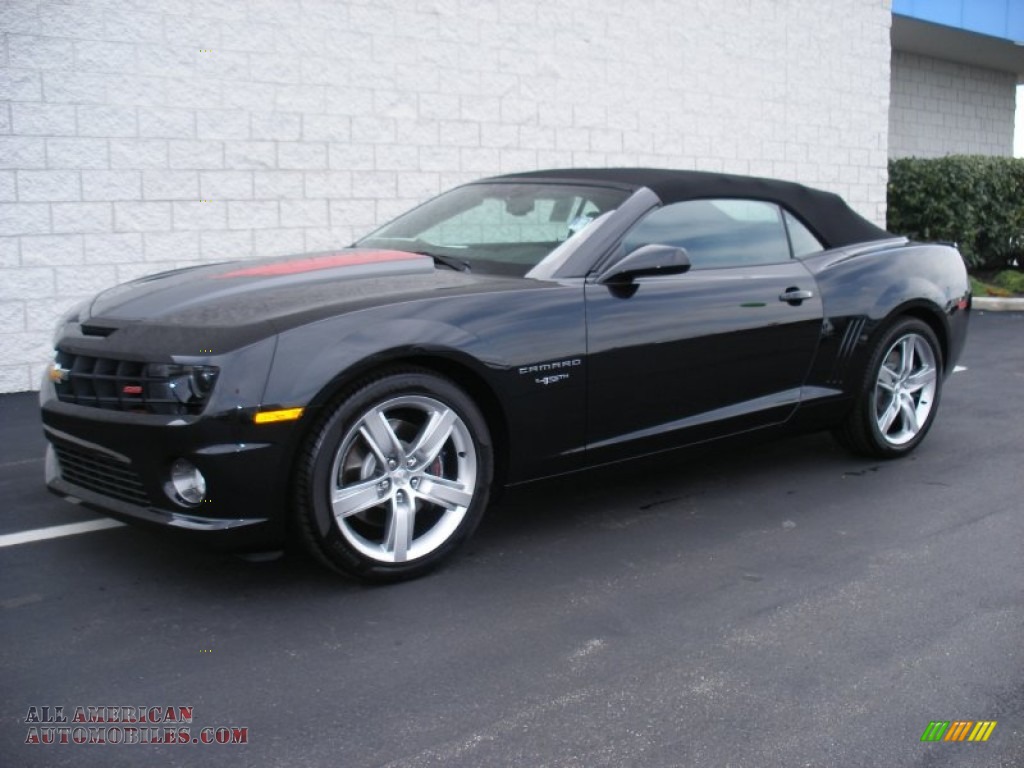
xmin=973 ymin=297 xmax=1024 ymax=311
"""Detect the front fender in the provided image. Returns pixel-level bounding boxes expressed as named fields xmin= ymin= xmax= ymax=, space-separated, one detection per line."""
xmin=258 ymin=283 xmax=590 ymax=483
xmin=263 ymin=314 xmax=490 ymax=408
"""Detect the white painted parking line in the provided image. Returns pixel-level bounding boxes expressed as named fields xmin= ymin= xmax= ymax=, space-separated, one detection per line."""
xmin=0 ymin=519 xmax=125 ymax=548
xmin=954 ymin=365 xmax=968 ymax=373
xmin=0 ymin=458 xmax=43 ymax=469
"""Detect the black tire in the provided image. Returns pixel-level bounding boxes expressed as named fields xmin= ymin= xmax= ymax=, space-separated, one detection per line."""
xmin=294 ymin=368 xmax=493 ymax=582
xmin=833 ymin=317 xmax=943 ymax=458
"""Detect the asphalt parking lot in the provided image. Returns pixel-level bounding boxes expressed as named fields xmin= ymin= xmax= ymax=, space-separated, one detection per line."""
xmin=1 ymin=311 xmax=1021 ymax=768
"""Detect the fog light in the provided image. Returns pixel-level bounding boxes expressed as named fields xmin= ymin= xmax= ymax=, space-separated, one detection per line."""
xmin=169 ymin=459 xmax=206 ymax=506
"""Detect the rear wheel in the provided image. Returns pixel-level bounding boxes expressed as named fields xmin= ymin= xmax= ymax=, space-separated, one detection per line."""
xmin=295 ymin=369 xmax=493 ymax=582
xmin=833 ymin=318 xmax=943 ymax=458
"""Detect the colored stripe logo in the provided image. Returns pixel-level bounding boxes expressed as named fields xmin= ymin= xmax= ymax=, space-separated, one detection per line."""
xmin=921 ymin=721 xmax=996 ymax=742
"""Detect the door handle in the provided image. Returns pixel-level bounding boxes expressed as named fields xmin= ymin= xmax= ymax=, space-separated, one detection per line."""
xmin=779 ymin=288 xmax=813 ymax=305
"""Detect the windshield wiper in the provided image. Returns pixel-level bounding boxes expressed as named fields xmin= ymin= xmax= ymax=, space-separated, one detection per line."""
xmin=419 ymin=252 xmax=471 ymax=272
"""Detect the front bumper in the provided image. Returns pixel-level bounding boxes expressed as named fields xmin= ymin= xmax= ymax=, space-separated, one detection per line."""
xmin=40 ymin=390 xmax=303 ymax=551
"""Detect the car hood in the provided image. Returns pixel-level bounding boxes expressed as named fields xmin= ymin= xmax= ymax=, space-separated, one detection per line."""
xmin=83 ymin=249 xmax=513 ymax=331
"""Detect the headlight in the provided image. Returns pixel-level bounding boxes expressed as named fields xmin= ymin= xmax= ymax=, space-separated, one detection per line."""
xmin=167 ymin=365 xmax=219 ymax=404
xmin=150 ymin=364 xmax=220 ymax=408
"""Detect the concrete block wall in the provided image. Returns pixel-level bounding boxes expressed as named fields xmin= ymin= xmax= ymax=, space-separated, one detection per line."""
xmin=0 ymin=0 xmax=893 ymax=393
xmin=889 ymin=50 xmax=1018 ymax=158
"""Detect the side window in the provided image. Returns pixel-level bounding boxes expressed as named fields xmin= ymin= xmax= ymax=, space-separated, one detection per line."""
xmin=783 ymin=210 xmax=825 ymax=257
xmin=620 ymin=199 xmax=792 ymax=269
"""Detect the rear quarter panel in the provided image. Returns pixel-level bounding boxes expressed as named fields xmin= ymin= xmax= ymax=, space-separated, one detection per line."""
xmin=801 ymin=241 xmax=970 ymax=398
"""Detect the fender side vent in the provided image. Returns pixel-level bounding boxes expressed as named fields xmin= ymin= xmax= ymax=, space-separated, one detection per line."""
xmin=827 ymin=317 xmax=866 ymax=385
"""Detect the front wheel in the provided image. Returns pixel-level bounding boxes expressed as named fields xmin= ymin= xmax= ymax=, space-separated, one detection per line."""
xmin=833 ymin=318 xmax=943 ymax=458
xmin=294 ymin=370 xmax=493 ymax=582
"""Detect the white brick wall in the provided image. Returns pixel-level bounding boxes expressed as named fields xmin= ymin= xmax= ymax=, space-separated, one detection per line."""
xmin=0 ymin=0 xmax=894 ymax=393
xmin=889 ymin=51 xmax=1018 ymax=159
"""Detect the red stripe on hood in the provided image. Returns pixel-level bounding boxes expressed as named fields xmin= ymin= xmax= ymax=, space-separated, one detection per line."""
xmin=216 ymin=250 xmax=425 ymax=278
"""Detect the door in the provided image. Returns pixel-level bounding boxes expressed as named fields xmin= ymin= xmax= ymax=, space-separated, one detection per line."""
xmin=584 ymin=198 xmax=824 ymax=460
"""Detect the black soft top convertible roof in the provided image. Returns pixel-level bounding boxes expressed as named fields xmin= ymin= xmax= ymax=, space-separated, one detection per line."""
xmin=492 ymin=167 xmax=893 ymax=250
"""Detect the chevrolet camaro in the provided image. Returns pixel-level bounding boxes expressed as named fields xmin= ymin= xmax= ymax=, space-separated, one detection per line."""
xmin=40 ymin=168 xmax=970 ymax=580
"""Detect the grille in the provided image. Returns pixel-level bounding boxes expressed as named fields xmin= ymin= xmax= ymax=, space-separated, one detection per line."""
xmin=53 ymin=443 xmax=150 ymax=506
xmin=53 ymin=350 xmax=215 ymax=416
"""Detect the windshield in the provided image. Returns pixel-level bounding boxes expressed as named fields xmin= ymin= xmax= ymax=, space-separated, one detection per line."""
xmin=355 ymin=182 xmax=631 ymax=276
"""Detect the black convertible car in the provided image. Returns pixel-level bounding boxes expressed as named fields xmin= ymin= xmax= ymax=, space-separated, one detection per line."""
xmin=41 ymin=168 xmax=970 ymax=581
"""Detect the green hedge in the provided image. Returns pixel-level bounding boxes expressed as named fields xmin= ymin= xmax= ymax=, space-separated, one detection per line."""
xmin=887 ymin=156 xmax=1024 ymax=270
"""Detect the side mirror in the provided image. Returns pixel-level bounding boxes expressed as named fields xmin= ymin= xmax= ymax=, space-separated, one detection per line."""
xmin=598 ymin=244 xmax=691 ymax=284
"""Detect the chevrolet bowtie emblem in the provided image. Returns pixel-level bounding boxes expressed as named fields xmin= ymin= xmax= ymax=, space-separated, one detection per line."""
xmin=48 ymin=363 xmax=70 ymax=383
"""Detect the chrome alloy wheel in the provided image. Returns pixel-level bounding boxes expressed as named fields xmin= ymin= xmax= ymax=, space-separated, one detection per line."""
xmin=328 ymin=395 xmax=478 ymax=563
xmin=873 ymin=332 xmax=938 ymax=446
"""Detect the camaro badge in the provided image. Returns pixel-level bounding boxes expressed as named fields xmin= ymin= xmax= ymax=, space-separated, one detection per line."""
xmin=519 ymin=358 xmax=580 ymax=387
xmin=518 ymin=358 xmax=581 ymax=376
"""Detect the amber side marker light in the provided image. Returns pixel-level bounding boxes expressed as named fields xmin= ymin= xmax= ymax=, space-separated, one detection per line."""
xmin=254 ymin=407 xmax=304 ymax=424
